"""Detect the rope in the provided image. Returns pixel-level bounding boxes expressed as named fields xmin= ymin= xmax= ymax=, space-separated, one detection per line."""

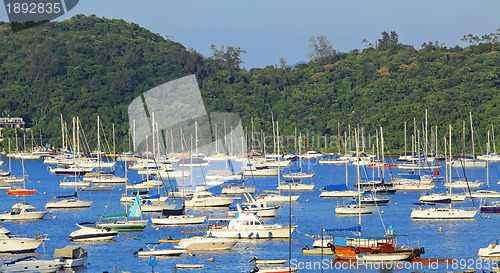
xmin=295 ymin=229 xmax=315 ymax=239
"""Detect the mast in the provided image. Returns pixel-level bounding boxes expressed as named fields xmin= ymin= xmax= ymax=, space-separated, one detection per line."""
xmin=404 ymin=122 xmax=407 ymax=159
xmin=61 ymin=114 xmax=65 ymax=151
xmin=448 ymin=124 xmax=452 ymax=206
xmin=470 ymin=112 xmax=475 ymax=158
xmin=97 ymin=116 xmax=101 ymax=182
xmin=381 ymin=127 xmax=385 ymax=180
xmin=271 ymin=112 xmax=276 ymax=156
xmin=277 ymin=121 xmax=281 ymax=196
xmin=493 ymin=124 xmax=497 ymax=155
xmin=344 ymin=132 xmax=348 ymax=189
xmin=355 ymin=128 xmax=361 ymax=235
xmin=487 ymin=130 xmax=490 ymax=187
xmin=337 ymin=122 xmax=341 ymax=155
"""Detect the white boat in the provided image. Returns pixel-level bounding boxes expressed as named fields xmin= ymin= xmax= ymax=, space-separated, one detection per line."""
xmin=91 ymin=175 xmax=128 ymax=184
xmin=243 ymin=164 xmax=279 ymax=176
xmin=49 ymin=166 xmax=93 ymax=176
xmin=443 ymin=180 xmax=483 ymax=189
xmin=0 ymin=203 xmax=48 ymax=221
xmin=262 ymin=191 xmax=300 ymax=202
xmin=176 ymin=264 xmax=205 ymax=269
xmin=69 ymin=222 xmax=118 ymax=241
xmin=0 ymin=176 xmax=24 ymax=183
xmin=478 ymin=241 xmax=500 ymax=257
xmin=207 ymin=205 xmax=296 ymax=239
xmin=251 ymin=266 xmax=299 ymax=273
xmin=175 ymin=234 xmax=237 ymax=250
xmin=134 ymin=244 xmax=186 ymax=256
xmin=0 ymin=256 xmax=64 ymax=273
xmin=205 ymin=169 xmax=241 ymax=181
xmin=185 ymin=190 xmax=239 ymax=207
xmin=335 ymin=203 xmax=376 ymax=215
xmin=151 ymin=214 xmax=206 ymax=225
xmin=391 ymin=183 xmax=434 ymax=191
xmin=277 ymin=182 xmax=314 ymax=191
xmin=126 ymin=179 xmax=163 ymax=190
xmin=282 ymin=172 xmax=314 ymax=179
xmin=169 ymin=188 xmax=195 ymax=198
xmin=356 ymin=252 xmax=412 ymax=261
xmin=45 ymin=192 xmax=93 ymax=208
xmin=397 ymin=163 xmax=441 ymax=170
xmin=320 ymin=189 xmax=358 ymax=198
xmin=0 ymin=224 xmax=46 ymax=253
xmin=53 ymin=245 xmax=88 ymax=267
xmin=59 ymin=180 xmax=91 ymax=187
xmin=221 ymin=185 xmax=256 ymax=194
xmin=410 ymin=206 xmax=477 ymax=220
xmin=449 ymin=158 xmax=486 ymax=168
xmin=234 ymin=193 xmax=280 ymax=218
xmin=419 ymin=193 xmax=452 ymax=203
xmin=466 ymin=189 xmax=500 ymax=199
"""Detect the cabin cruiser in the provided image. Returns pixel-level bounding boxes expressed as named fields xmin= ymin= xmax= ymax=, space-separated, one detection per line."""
xmin=0 ymin=224 xmax=47 ymax=253
xmin=207 ymin=205 xmax=296 ymax=238
xmin=0 ymin=256 xmax=64 ymax=273
xmin=53 ymin=245 xmax=88 ymax=267
xmin=0 ymin=203 xmax=48 ymax=221
xmin=69 ymin=222 xmax=118 ymax=241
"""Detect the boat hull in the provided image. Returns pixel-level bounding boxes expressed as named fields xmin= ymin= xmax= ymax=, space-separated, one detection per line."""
xmin=0 ymin=239 xmax=43 ymax=253
xmin=137 ymin=249 xmax=185 ymax=256
xmin=207 ymin=226 xmax=296 ymax=239
xmin=151 ymin=215 xmax=206 ymax=225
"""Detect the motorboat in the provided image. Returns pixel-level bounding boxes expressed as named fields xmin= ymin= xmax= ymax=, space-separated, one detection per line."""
xmin=335 ymin=203 xmax=376 ymax=215
xmin=480 ymin=201 xmax=500 ymax=213
xmin=45 ymin=192 xmax=93 ymax=208
xmin=134 ymin=243 xmax=186 ymax=256
xmin=53 ymin=245 xmax=88 ymax=267
xmin=227 ymin=193 xmax=280 ymax=218
xmin=69 ymin=222 xmax=118 ymax=241
xmin=207 ymin=205 xmax=296 ymax=239
xmin=0 ymin=224 xmax=47 ymax=253
xmin=0 ymin=256 xmax=64 ymax=272
xmin=478 ymin=240 xmax=500 ymax=257
xmin=151 ymin=214 xmax=206 ymax=225
xmin=175 ymin=234 xmax=237 ymax=250
xmin=0 ymin=203 xmax=48 ymax=221
xmin=185 ymin=190 xmax=239 ymax=207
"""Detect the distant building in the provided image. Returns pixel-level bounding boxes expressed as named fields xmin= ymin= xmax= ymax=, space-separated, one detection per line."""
xmin=0 ymin=117 xmax=25 ymax=137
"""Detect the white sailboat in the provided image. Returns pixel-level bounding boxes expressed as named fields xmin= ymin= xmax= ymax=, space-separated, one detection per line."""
xmin=97 ymin=192 xmax=148 ymax=231
xmin=411 ymin=125 xmax=477 ymax=220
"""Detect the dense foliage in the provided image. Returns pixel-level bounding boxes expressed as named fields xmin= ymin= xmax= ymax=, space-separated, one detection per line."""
xmin=0 ymin=16 xmax=499 ymax=154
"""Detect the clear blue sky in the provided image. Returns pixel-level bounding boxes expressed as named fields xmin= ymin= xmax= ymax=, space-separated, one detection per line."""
xmin=1 ymin=0 xmax=500 ymax=68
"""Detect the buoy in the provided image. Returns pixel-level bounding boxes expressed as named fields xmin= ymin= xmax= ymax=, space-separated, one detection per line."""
xmin=216 ymin=266 xmax=219 ymax=268
xmin=208 ymin=258 xmax=214 ymax=262
xmin=437 ymin=227 xmax=443 ymax=232
xmin=404 ymin=192 xmax=407 ymax=194
xmin=245 ymin=247 xmax=250 ymax=250
xmin=105 ymin=205 xmax=109 ymax=208
xmin=189 ymin=252 xmax=195 ymax=256
xmin=42 ymin=192 xmax=46 ymax=194
xmin=119 ymin=188 xmax=122 ymax=191
xmin=305 ymin=199 xmax=309 ymax=202
xmin=51 ymin=216 xmax=57 ymax=219
xmin=155 ymin=228 xmax=159 ymax=231
xmin=394 ymin=203 xmax=398 ymax=205
xmin=380 ymin=211 xmax=384 ymax=214
xmin=487 ymin=217 xmax=491 ymax=219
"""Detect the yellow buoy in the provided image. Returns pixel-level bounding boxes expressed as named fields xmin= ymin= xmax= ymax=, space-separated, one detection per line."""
xmin=394 ymin=203 xmax=398 ymax=205
xmin=380 ymin=211 xmax=384 ymax=214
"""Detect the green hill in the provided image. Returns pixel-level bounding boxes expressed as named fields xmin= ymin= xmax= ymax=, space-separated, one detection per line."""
xmin=0 ymin=15 xmax=499 ymax=154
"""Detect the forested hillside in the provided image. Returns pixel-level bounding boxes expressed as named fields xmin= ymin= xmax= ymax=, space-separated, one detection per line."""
xmin=0 ymin=15 xmax=499 ymax=153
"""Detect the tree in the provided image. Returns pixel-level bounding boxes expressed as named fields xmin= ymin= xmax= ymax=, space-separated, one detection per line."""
xmin=377 ymin=31 xmax=399 ymax=48
xmin=209 ymin=44 xmax=247 ymax=71
xmin=307 ymin=35 xmax=336 ymax=64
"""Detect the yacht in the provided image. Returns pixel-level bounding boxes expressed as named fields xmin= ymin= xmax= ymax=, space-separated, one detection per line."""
xmin=69 ymin=222 xmax=118 ymax=241
xmin=0 ymin=256 xmax=64 ymax=273
xmin=175 ymin=234 xmax=237 ymax=251
xmin=45 ymin=192 xmax=93 ymax=208
xmin=207 ymin=205 xmax=296 ymax=239
xmin=0 ymin=224 xmax=47 ymax=253
xmin=185 ymin=190 xmax=239 ymax=207
xmin=0 ymin=203 xmax=48 ymax=221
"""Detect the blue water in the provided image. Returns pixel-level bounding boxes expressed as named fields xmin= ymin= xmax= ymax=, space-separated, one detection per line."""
xmin=1 ymin=157 xmax=500 ymax=273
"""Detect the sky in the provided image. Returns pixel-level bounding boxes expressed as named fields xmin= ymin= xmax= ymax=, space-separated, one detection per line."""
xmin=1 ymin=0 xmax=500 ymax=69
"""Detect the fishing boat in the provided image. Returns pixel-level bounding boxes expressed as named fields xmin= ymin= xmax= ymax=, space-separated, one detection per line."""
xmin=134 ymin=243 xmax=185 ymax=256
xmin=68 ymin=222 xmax=118 ymax=241
xmin=53 ymin=245 xmax=88 ymax=267
xmin=97 ymin=192 xmax=148 ymax=231
xmin=0 ymin=203 xmax=48 ymax=221
xmin=0 ymin=224 xmax=47 ymax=253
xmin=206 ymin=205 xmax=296 ymax=239
xmin=0 ymin=256 xmax=64 ymax=273
xmin=45 ymin=192 xmax=93 ymax=208
xmin=175 ymin=233 xmax=237 ymax=251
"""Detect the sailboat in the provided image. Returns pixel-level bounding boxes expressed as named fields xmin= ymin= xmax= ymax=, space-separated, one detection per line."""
xmin=320 ymin=133 xmax=358 ymax=198
xmin=411 ymin=125 xmax=477 ymax=220
xmin=97 ymin=192 xmax=148 ymax=231
xmin=6 ymin=157 xmax=35 ymax=196
xmin=449 ymin=113 xmax=486 ymax=168
xmin=330 ymin=129 xmax=424 ymax=260
xmin=45 ymin=191 xmax=92 ymax=209
xmin=278 ymin=132 xmax=314 ymax=191
xmin=262 ymin=122 xmax=300 ymax=202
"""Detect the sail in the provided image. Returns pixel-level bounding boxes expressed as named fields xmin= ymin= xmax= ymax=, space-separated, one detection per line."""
xmin=128 ymin=192 xmax=143 ymax=218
